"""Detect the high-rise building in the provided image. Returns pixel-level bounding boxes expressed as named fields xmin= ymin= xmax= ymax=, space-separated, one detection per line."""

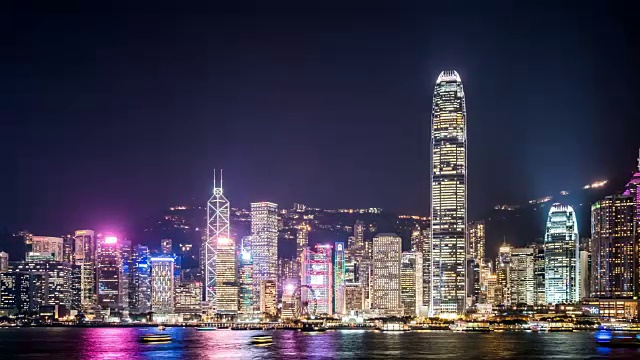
xmin=96 ymin=235 xmax=122 ymax=310
xmin=531 ymin=243 xmax=546 ymax=305
xmin=420 ymin=228 xmax=431 ymax=312
xmin=350 ymin=220 xmax=365 ymax=260
xmin=175 ymin=281 xmax=202 ymax=314
xmin=496 ymin=244 xmax=511 ymax=305
xmin=372 ymin=233 xmax=402 ymax=315
xmin=251 ymin=202 xmax=278 ymax=307
xmin=509 ymin=247 xmax=535 ymax=305
xmin=204 ymin=172 xmax=230 ymax=310
xmin=295 ymin=223 xmax=309 ymax=284
xmin=545 ymin=204 xmax=579 ymax=304
xmin=238 ymin=250 xmax=254 ymax=314
xmin=334 ymin=242 xmax=346 ymax=314
xmin=150 ymin=257 xmax=175 ymax=314
xmin=401 ymin=251 xmax=422 ymax=316
xmin=591 ymin=195 xmax=636 ymax=298
xmin=216 ymin=236 xmax=238 ymax=314
xmin=281 ymin=280 xmax=296 ymax=319
xmin=359 ymin=240 xmax=373 ymax=309
xmin=344 ymin=283 xmax=364 ymax=312
xmin=62 ymin=235 xmax=74 ymax=264
xmin=26 ymin=236 xmax=63 ymax=262
xmin=129 ymin=245 xmax=151 ymax=313
xmin=11 ymin=260 xmax=72 ymax=309
xmin=430 ymin=70 xmax=467 ymax=316
xmin=301 ymin=245 xmax=333 ymax=315
xmin=74 ymin=230 xmax=96 ymax=311
xmin=468 ymin=221 xmax=485 ymax=260
xmin=120 ymin=240 xmax=132 ymax=312
xmin=161 ymin=239 xmax=172 ymax=255
xmin=259 ymin=279 xmax=277 ymax=317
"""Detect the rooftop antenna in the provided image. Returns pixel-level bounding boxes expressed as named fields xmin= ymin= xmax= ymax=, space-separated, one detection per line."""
xmin=637 ymin=148 xmax=640 ymax=172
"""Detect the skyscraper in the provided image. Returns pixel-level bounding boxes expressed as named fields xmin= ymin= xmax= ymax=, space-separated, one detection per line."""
xmin=430 ymin=70 xmax=467 ymax=315
xmin=334 ymin=242 xmax=345 ymax=314
xmin=204 ymin=171 xmax=230 ymax=310
xmin=26 ymin=236 xmax=63 ymax=262
xmin=301 ymin=245 xmax=333 ymax=315
xmin=150 ymin=257 xmax=174 ymax=314
xmin=295 ymin=223 xmax=309 ymax=284
xmin=468 ymin=220 xmax=485 ymax=260
xmin=96 ymin=235 xmax=122 ymax=310
xmin=251 ymin=202 xmax=278 ymax=307
xmin=545 ymin=204 xmax=579 ymax=304
xmin=591 ymin=195 xmax=636 ymax=298
xmin=238 ymin=250 xmax=254 ymax=315
xmin=0 ymin=252 xmax=8 ymax=272
xmin=496 ymin=244 xmax=511 ymax=305
xmin=509 ymin=247 xmax=535 ymax=305
xmin=129 ymin=245 xmax=151 ymax=313
xmin=216 ymin=236 xmax=238 ymax=314
xmin=372 ymin=233 xmax=402 ymax=315
xmin=259 ymin=279 xmax=277 ymax=317
xmin=161 ymin=239 xmax=172 ymax=255
xmin=74 ymin=230 xmax=96 ymax=311
xmin=401 ymin=251 xmax=423 ymax=316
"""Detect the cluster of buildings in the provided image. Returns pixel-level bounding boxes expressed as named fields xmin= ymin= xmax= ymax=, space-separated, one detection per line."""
xmin=1 ymin=70 xmax=639 ymax=324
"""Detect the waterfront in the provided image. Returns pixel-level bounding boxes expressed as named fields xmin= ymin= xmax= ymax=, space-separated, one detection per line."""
xmin=0 ymin=328 xmax=639 ymax=359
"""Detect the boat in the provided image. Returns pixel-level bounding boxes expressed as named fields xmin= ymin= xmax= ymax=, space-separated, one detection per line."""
xmin=380 ymin=323 xmax=410 ymax=332
xmin=548 ymin=322 xmax=574 ymax=332
xmin=251 ymin=334 xmax=273 ymax=345
xmin=595 ymin=330 xmax=640 ymax=347
xmin=196 ymin=326 xmax=217 ymax=331
xmin=300 ymin=323 xmax=327 ymax=332
xmin=157 ymin=325 xmax=166 ymax=331
xmin=140 ymin=334 xmax=171 ymax=343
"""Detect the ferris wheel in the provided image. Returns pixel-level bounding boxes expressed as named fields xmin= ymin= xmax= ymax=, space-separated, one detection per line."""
xmin=292 ymin=284 xmax=317 ymax=319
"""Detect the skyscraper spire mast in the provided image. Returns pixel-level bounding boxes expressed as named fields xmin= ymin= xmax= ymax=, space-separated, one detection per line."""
xmin=204 ymin=169 xmax=230 ymax=312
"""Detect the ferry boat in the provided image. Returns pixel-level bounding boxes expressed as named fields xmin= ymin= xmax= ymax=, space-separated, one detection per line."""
xmin=548 ymin=322 xmax=574 ymax=332
xmin=251 ymin=335 xmax=273 ymax=345
xmin=301 ymin=323 xmax=327 ymax=332
xmin=449 ymin=321 xmax=491 ymax=332
xmin=140 ymin=334 xmax=171 ymax=343
xmin=595 ymin=329 xmax=640 ymax=347
xmin=157 ymin=325 xmax=166 ymax=331
xmin=196 ymin=326 xmax=217 ymax=331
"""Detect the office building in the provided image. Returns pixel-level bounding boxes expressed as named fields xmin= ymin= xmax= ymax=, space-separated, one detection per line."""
xmin=216 ymin=236 xmax=238 ymax=314
xmin=301 ymin=245 xmax=333 ymax=315
xmin=531 ymin=243 xmax=546 ymax=305
xmin=238 ymin=250 xmax=254 ymax=314
xmin=0 ymin=252 xmax=8 ymax=272
xmin=496 ymin=244 xmax=511 ymax=305
xmin=259 ymin=279 xmax=277 ymax=317
xmin=371 ymin=233 xmax=402 ymax=315
xmin=344 ymin=283 xmax=364 ymax=312
xmin=74 ymin=230 xmax=96 ymax=311
xmin=26 ymin=236 xmax=63 ymax=262
xmin=401 ymin=251 xmax=423 ymax=316
xmin=204 ymin=172 xmax=230 ymax=309
xmin=468 ymin=220 xmax=485 ymax=260
xmin=296 ymin=223 xmax=309 ymax=284
xmin=251 ymin=202 xmax=278 ymax=306
xmin=150 ymin=257 xmax=175 ymax=314
xmin=129 ymin=245 xmax=151 ymax=313
xmin=334 ymin=242 xmax=346 ymax=314
xmin=509 ymin=247 xmax=535 ymax=305
xmin=96 ymin=235 xmax=122 ymax=310
xmin=175 ymin=281 xmax=202 ymax=314
xmin=11 ymin=260 xmax=72 ymax=309
xmin=359 ymin=240 xmax=373 ymax=309
xmin=591 ymin=195 xmax=636 ymax=298
xmin=545 ymin=204 xmax=579 ymax=304
xmin=430 ymin=70 xmax=467 ymax=315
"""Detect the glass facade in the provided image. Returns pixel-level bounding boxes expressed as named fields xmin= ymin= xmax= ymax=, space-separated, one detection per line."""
xmin=544 ymin=204 xmax=579 ymax=304
xmin=251 ymin=202 xmax=278 ymax=308
xmin=430 ymin=70 xmax=467 ymax=315
xmin=372 ymin=233 xmax=402 ymax=315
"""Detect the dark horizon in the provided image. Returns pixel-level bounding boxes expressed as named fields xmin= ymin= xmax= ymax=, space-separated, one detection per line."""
xmin=2 ymin=2 xmax=639 ymax=235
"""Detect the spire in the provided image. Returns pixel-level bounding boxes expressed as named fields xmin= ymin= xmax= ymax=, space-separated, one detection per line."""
xmin=637 ymin=148 xmax=640 ymax=172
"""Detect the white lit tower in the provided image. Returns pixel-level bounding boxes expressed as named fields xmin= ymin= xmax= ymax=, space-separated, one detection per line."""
xmin=204 ymin=170 xmax=230 ymax=311
xmin=430 ymin=70 xmax=467 ymax=316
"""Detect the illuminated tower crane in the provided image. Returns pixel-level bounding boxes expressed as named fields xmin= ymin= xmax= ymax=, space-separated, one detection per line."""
xmin=204 ymin=170 xmax=230 ymax=311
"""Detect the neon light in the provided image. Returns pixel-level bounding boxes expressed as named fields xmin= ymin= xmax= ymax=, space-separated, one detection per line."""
xmin=104 ymin=236 xmax=118 ymax=244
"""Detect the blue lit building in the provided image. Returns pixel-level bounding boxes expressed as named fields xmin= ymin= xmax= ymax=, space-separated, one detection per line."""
xmin=544 ymin=204 xmax=579 ymax=304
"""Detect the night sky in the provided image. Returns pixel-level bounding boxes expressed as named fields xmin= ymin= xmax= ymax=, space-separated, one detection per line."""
xmin=2 ymin=1 xmax=639 ymax=235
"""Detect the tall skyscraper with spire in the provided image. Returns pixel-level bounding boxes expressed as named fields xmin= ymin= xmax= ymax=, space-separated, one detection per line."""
xmin=430 ymin=70 xmax=467 ymax=315
xmin=204 ymin=170 xmax=230 ymax=312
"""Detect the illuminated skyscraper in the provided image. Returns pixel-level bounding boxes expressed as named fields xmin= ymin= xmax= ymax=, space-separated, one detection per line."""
xmin=175 ymin=281 xmax=202 ymax=315
xmin=296 ymin=223 xmax=309 ymax=284
xmin=545 ymin=204 xmax=579 ymax=304
xmin=372 ymin=233 xmax=402 ymax=315
xmin=204 ymin=170 xmax=230 ymax=310
xmin=430 ymin=70 xmax=467 ymax=315
xmin=216 ymin=236 xmax=238 ymax=314
xmin=251 ymin=202 xmax=278 ymax=307
xmin=302 ymin=245 xmax=333 ymax=315
xmin=359 ymin=240 xmax=373 ymax=309
xmin=0 ymin=252 xmax=8 ymax=272
xmin=350 ymin=220 xmax=365 ymax=260
xmin=238 ymin=250 xmax=254 ymax=314
xmin=96 ymin=235 xmax=122 ymax=310
xmin=496 ymin=244 xmax=511 ymax=305
xmin=401 ymin=251 xmax=423 ymax=316
xmin=129 ymin=245 xmax=151 ymax=313
xmin=150 ymin=257 xmax=175 ymax=314
xmin=509 ymin=247 xmax=535 ymax=305
xmin=259 ymin=279 xmax=277 ymax=317
xmin=74 ymin=230 xmax=96 ymax=311
xmin=334 ymin=242 xmax=346 ymax=314
xmin=468 ymin=221 xmax=485 ymax=260
xmin=591 ymin=195 xmax=636 ymax=298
